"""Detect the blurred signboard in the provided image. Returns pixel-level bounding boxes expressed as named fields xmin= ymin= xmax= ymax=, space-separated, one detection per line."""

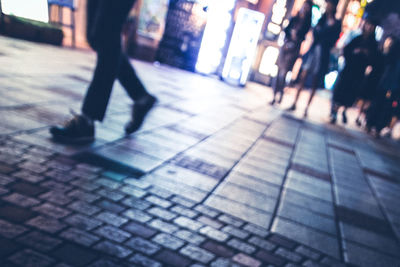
xmin=137 ymin=0 xmax=169 ymax=40
xmin=1 ymin=0 xmax=49 ymax=22
xmin=48 ymin=0 xmax=75 ymax=8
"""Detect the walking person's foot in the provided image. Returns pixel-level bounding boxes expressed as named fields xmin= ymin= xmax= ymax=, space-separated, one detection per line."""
xmin=287 ymin=104 xmax=296 ymax=111
xmin=125 ymin=94 xmax=157 ymax=134
xmin=342 ymin=112 xmax=348 ymax=124
xmin=270 ymin=99 xmax=276 ymax=105
xmin=50 ymin=113 xmax=95 ymax=144
xmin=330 ymin=113 xmax=337 ymax=124
xmin=303 ymin=108 xmax=309 ymax=117
xmin=355 ymin=118 xmax=362 ymax=127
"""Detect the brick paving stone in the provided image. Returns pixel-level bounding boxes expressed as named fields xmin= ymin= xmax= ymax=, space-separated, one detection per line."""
xmin=39 ymin=191 xmax=72 ymax=205
xmin=195 ymin=204 xmax=220 ymax=218
xmin=232 ymin=253 xmax=262 ymax=267
xmin=243 ymin=223 xmax=269 ymax=238
xmin=175 ymin=216 xmax=204 ymax=231
xmin=40 ymin=180 xmax=73 ymax=192
xmin=0 ymin=204 xmax=36 ymax=223
xmin=155 ymin=249 xmax=192 ymax=267
xmin=129 ymin=253 xmax=162 ymax=267
xmin=45 ymin=170 xmax=75 ymax=183
xmin=124 ymin=221 xmax=157 ymax=238
xmin=295 ymin=246 xmax=321 ymax=261
xmin=8 ymin=249 xmax=55 ymax=267
xmin=3 ymin=192 xmax=40 ymax=207
xmin=11 ymin=182 xmax=47 ymax=197
xmin=180 ymin=244 xmax=215 ymax=264
xmin=210 ymin=258 xmax=242 ymax=267
xmin=255 ymin=250 xmax=286 ymax=266
xmin=0 ymin=174 xmax=14 ymax=185
xmin=97 ymin=189 xmax=125 ymax=201
xmin=95 ymin=225 xmax=131 ymax=243
xmin=121 ymin=185 xmax=147 ymax=198
xmin=199 ymin=226 xmax=229 ymax=242
xmin=53 ymin=243 xmax=98 ymax=266
xmin=124 ymin=178 xmax=151 ymax=190
xmin=198 ymin=215 xmax=223 ymax=229
xmin=13 ymin=171 xmax=44 ymax=183
xmin=146 ymin=195 xmax=172 ymax=208
xmin=0 ymin=163 xmax=15 ymax=174
xmin=94 ymin=241 xmax=132 ymax=258
xmin=0 ymin=186 xmax=8 ymax=195
xmin=19 ymin=162 xmax=48 ymax=174
xmin=149 ymin=219 xmax=179 ymax=234
xmin=201 ymin=240 xmax=235 ymax=258
xmin=88 ymin=259 xmax=123 ymax=267
xmin=269 ymin=234 xmax=298 ymax=250
xmin=17 ymin=231 xmax=62 ymax=252
xmin=148 ymin=206 xmax=177 ymax=221
xmin=125 ymin=237 xmax=161 ymax=255
xmin=96 ymin=199 xmax=126 ymax=213
xmin=122 ymin=197 xmax=152 ymax=210
xmin=96 ymin=178 xmax=120 ymax=190
xmin=64 ymin=214 xmax=102 ymax=231
xmin=152 ymin=233 xmax=185 ymax=250
xmin=60 ymin=227 xmax=100 ymax=246
xmin=222 ymin=225 xmax=249 ymax=239
xmin=227 ymin=238 xmax=256 ymax=254
xmin=76 ymin=163 xmax=102 ymax=173
xmin=149 ymin=186 xmax=174 ymax=198
xmin=102 ymin=171 xmax=127 ymax=182
xmin=68 ymin=189 xmax=100 ymax=203
xmin=33 ymin=203 xmax=71 ymax=219
xmin=190 ymin=264 xmax=206 ymax=267
xmin=68 ymin=179 xmax=100 ymax=193
xmin=67 ymin=200 xmax=100 ymax=216
xmin=171 ymin=195 xmax=197 ymax=208
xmin=275 ymin=247 xmax=303 ymax=263
xmin=218 ymin=214 xmax=245 ymax=228
xmin=27 ymin=216 xmax=67 ymax=233
xmin=123 ymin=208 xmax=153 ymax=223
xmin=95 ymin=211 xmax=128 ymax=227
xmin=0 ymin=237 xmax=19 ymax=258
xmin=285 ymin=264 xmax=302 ymax=267
xmin=248 ymin=236 xmax=276 ymax=251
xmin=174 ymin=229 xmax=206 ymax=245
xmin=302 ymin=260 xmax=326 ymax=267
xmin=171 ymin=205 xmax=199 ymax=218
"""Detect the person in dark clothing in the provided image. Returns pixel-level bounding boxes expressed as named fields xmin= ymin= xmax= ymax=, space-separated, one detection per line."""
xmin=330 ymin=18 xmax=378 ymax=124
xmin=366 ymin=35 xmax=400 ymax=138
xmin=270 ymin=0 xmax=312 ymax=105
xmin=288 ymin=0 xmax=341 ymax=117
xmin=50 ymin=0 xmax=157 ymax=144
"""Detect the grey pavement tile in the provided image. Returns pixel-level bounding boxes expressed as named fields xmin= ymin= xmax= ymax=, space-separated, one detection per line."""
xmin=284 ymin=177 xmax=332 ymax=203
xmin=277 ymin=202 xmax=337 ymax=235
xmin=205 ymin=195 xmax=272 ymax=229
xmin=150 ymin=164 xmax=218 ymax=192
xmin=282 ymin=189 xmax=334 ymax=218
xmin=339 ymin=222 xmax=400 ymax=257
xmin=271 ymin=217 xmax=340 ymax=259
xmin=213 ymin=182 xmax=277 ymax=213
xmin=343 ymin=240 xmax=400 ymax=267
xmin=335 ymin=193 xmax=384 ymax=219
xmin=8 ymin=249 xmax=55 ymax=267
xmin=287 ymin=170 xmax=331 ymax=190
xmin=226 ymin=172 xmax=282 ymax=198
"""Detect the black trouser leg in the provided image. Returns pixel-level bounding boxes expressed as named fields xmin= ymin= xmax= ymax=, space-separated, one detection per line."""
xmin=81 ymin=0 xmax=145 ymax=121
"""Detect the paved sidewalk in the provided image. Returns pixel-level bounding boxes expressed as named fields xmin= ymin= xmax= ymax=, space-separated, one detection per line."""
xmin=1 ymin=36 xmax=400 ymax=267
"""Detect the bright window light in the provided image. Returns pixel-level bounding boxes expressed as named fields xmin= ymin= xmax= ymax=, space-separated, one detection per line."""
xmin=1 ymin=0 xmax=49 ymax=23
xmin=325 ymin=70 xmax=338 ymax=90
xmin=259 ymin=46 xmax=279 ymax=77
xmin=267 ymin=23 xmax=281 ymax=35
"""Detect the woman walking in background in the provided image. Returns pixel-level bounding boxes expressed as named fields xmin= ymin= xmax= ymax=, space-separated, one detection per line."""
xmin=330 ymin=17 xmax=378 ymax=124
xmin=288 ymin=0 xmax=341 ymax=117
xmin=270 ymin=0 xmax=312 ymax=105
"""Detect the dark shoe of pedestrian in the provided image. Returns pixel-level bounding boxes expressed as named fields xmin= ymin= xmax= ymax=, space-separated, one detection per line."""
xmin=303 ymin=108 xmax=308 ymax=118
xmin=342 ymin=112 xmax=347 ymax=124
xmin=270 ymin=99 xmax=276 ymax=105
xmin=50 ymin=114 xmax=95 ymax=144
xmin=355 ymin=118 xmax=362 ymax=127
xmin=287 ymin=104 xmax=296 ymax=111
xmin=125 ymin=94 xmax=157 ymax=134
xmin=330 ymin=114 xmax=337 ymax=124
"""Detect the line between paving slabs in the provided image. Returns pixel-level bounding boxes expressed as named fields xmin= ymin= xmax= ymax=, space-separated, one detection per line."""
xmin=198 ymin=114 xmax=278 ymax=205
xmin=325 ymin=133 xmax=346 ymax=262
xmin=266 ymin=118 xmax=303 ymax=230
xmin=354 ymin=147 xmax=400 ymax=253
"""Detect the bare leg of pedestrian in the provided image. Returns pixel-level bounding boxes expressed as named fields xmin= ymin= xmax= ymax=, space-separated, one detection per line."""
xmin=289 ymin=70 xmax=308 ymax=111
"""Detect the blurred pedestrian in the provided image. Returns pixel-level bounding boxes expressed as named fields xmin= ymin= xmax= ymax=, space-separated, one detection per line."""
xmin=365 ymin=35 xmax=400 ymax=138
xmin=50 ymin=0 xmax=157 ymax=144
xmin=270 ymin=0 xmax=312 ymax=105
xmin=288 ymin=0 xmax=341 ymax=117
xmin=330 ymin=17 xmax=378 ymax=124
